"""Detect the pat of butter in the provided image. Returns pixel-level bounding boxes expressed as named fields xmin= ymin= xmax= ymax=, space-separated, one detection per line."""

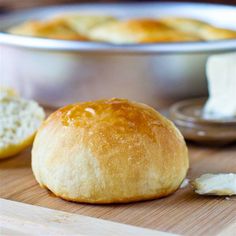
xmin=192 ymin=173 xmax=236 ymax=196
xmin=203 ymin=53 xmax=236 ymax=119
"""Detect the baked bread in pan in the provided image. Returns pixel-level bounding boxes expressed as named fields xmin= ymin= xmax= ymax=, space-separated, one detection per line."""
xmin=32 ymin=98 xmax=189 ymax=204
xmin=56 ymin=14 xmax=117 ymax=35
xmin=159 ymin=17 xmax=236 ymax=40
xmin=9 ymin=18 xmax=88 ymax=41
xmin=89 ymin=18 xmax=201 ymax=43
xmin=199 ymin=25 xmax=236 ymax=40
xmin=8 ymin=14 xmax=236 ymax=43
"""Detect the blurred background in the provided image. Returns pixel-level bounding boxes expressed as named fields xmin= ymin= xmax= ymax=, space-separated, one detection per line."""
xmin=0 ymin=0 xmax=235 ymax=13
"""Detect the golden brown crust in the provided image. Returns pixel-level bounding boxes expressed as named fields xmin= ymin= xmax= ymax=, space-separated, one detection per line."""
xmin=55 ymin=14 xmax=117 ymax=36
xmin=9 ymin=15 xmax=236 ymax=43
xmin=89 ymin=18 xmax=201 ymax=43
xmin=0 ymin=133 xmax=35 ymax=159
xmin=32 ymin=98 xmax=189 ymax=204
xmin=43 ymin=184 xmax=177 ymax=204
xmin=159 ymin=17 xmax=209 ymax=34
xmin=199 ymin=26 xmax=236 ymax=40
xmin=159 ymin=17 xmax=236 ymax=41
xmin=9 ymin=19 xmax=88 ymax=41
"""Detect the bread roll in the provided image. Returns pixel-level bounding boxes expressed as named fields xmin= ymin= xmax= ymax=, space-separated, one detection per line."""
xmin=55 ymin=14 xmax=117 ymax=36
xmin=159 ymin=17 xmax=236 ymax=41
xmin=32 ymin=98 xmax=189 ymax=204
xmin=0 ymin=90 xmax=45 ymax=159
xmin=8 ymin=18 xmax=88 ymax=41
xmin=89 ymin=18 xmax=200 ymax=43
xmin=199 ymin=26 xmax=236 ymax=40
xmin=159 ymin=17 xmax=208 ymax=36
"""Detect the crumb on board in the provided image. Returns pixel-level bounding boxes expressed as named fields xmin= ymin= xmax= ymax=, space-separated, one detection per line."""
xmin=180 ymin=178 xmax=189 ymax=189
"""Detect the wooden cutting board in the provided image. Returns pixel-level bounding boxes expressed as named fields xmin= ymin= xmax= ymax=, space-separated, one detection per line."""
xmin=0 ymin=125 xmax=236 ymax=235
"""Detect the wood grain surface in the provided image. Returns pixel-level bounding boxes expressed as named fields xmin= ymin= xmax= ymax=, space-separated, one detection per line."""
xmin=0 ymin=110 xmax=236 ymax=235
xmin=0 ymin=198 xmax=176 ymax=236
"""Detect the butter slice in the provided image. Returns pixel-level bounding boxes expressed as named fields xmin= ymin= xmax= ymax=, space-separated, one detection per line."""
xmin=192 ymin=173 xmax=236 ymax=196
xmin=203 ymin=53 xmax=236 ymax=119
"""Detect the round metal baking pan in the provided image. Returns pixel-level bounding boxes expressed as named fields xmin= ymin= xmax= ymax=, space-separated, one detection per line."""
xmin=0 ymin=2 xmax=236 ymax=53
xmin=0 ymin=2 xmax=236 ymax=108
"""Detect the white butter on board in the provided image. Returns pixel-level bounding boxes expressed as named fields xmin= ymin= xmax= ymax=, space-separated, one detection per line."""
xmin=192 ymin=173 xmax=236 ymax=196
xmin=203 ymin=53 xmax=236 ymax=119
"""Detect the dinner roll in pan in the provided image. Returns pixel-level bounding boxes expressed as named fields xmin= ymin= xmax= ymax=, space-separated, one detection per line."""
xmin=89 ymin=18 xmax=201 ymax=43
xmin=9 ymin=13 xmax=236 ymax=43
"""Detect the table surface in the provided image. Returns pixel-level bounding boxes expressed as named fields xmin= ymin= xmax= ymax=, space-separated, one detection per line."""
xmin=1 ymin=115 xmax=236 ymax=236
